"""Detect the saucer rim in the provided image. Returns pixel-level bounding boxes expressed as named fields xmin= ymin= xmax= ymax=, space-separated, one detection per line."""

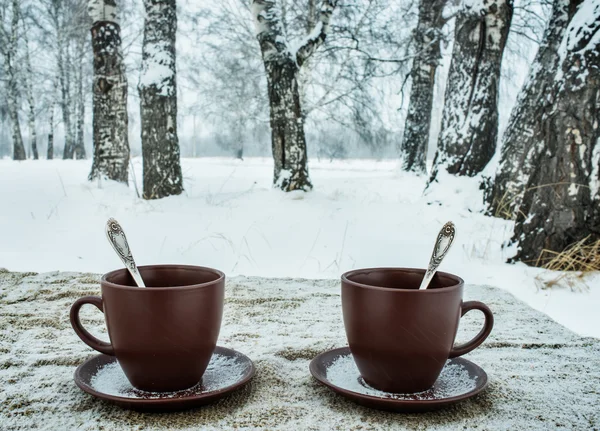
xmin=309 ymin=346 xmax=488 ymax=408
xmin=74 ymin=345 xmax=256 ymax=406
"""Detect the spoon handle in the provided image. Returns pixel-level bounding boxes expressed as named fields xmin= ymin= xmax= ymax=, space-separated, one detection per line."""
xmin=105 ymin=218 xmax=146 ymax=288
xmin=418 ymin=221 xmax=456 ymax=290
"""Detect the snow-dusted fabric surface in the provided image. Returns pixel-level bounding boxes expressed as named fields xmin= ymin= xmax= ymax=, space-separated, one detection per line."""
xmin=1 ymin=270 xmax=599 ymax=430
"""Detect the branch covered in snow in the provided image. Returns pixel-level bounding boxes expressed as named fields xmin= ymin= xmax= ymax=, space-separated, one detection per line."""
xmin=295 ymin=0 xmax=337 ymax=67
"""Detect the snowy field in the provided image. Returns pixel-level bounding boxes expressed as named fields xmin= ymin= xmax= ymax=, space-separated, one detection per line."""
xmin=1 ymin=157 xmax=598 ymax=338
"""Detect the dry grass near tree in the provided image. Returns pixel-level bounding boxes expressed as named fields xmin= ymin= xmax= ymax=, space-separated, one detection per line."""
xmin=535 ymin=236 xmax=600 ymax=291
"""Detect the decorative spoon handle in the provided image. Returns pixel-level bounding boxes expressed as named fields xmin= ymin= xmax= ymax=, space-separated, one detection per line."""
xmin=418 ymin=221 xmax=456 ymax=290
xmin=105 ymin=218 xmax=146 ymax=288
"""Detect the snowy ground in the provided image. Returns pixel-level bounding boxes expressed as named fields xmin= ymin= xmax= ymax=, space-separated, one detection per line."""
xmin=0 ymin=158 xmax=598 ymax=338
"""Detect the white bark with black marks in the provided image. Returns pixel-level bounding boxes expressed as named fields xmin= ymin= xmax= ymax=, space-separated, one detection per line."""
xmin=23 ymin=21 xmax=38 ymax=160
xmin=88 ymin=0 xmax=130 ymax=183
xmin=59 ymin=30 xmax=74 ymax=159
xmin=430 ymin=0 xmax=512 ymax=183
xmin=73 ymin=36 xmax=87 ymax=160
xmin=139 ymin=0 xmax=183 ymax=200
xmin=511 ymin=0 xmax=600 ymax=266
xmin=399 ymin=0 xmax=445 ymax=174
xmin=252 ymin=0 xmax=336 ymax=191
xmin=484 ymin=0 xmax=575 ymax=217
xmin=47 ymin=103 xmax=54 ymax=160
xmin=0 ymin=0 xmax=27 ymax=160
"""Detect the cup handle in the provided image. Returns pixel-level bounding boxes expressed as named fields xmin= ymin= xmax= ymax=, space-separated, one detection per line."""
xmin=69 ymin=296 xmax=115 ymax=356
xmin=448 ymin=301 xmax=494 ymax=358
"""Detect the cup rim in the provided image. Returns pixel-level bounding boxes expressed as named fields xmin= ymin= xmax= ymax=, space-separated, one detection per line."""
xmin=341 ymin=267 xmax=463 ymax=293
xmin=101 ymin=264 xmax=225 ymax=291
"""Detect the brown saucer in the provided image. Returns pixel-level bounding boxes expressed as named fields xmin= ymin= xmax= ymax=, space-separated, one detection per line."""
xmin=309 ymin=347 xmax=488 ymax=413
xmin=74 ymin=346 xmax=255 ymax=412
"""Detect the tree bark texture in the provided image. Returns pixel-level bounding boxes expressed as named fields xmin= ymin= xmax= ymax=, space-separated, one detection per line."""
xmin=252 ymin=0 xmax=336 ymax=191
xmin=484 ymin=0 xmax=579 ymax=218
xmin=74 ymin=42 xmax=87 ymax=160
xmin=60 ymin=38 xmax=74 ymax=159
xmin=23 ymin=23 xmax=38 ymax=160
xmin=511 ymin=0 xmax=600 ymax=266
xmin=47 ymin=103 xmax=55 ymax=160
xmin=430 ymin=0 xmax=513 ymax=183
xmin=88 ymin=0 xmax=130 ymax=183
xmin=399 ymin=0 xmax=445 ymax=174
xmin=2 ymin=0 xmax=26 ymax=160
xmin=139 ymin=0 xmax=184 ymax=200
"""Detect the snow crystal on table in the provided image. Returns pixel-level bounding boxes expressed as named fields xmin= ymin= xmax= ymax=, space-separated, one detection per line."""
xmin=90 ymin=354 xmax=244 ymax=399
xmin=326 ymin=354 xmax=478 ymax=400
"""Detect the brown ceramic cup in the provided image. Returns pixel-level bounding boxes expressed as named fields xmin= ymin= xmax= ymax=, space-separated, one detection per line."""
xmin=341 ymin=267 xmax=493 ymax=394
xmin=70 ymin=264 xmax=225 ymax=392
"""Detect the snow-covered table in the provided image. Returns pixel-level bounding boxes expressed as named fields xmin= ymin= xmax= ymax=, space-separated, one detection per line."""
xmin=1 ymin=269 xmax=599 ymax=430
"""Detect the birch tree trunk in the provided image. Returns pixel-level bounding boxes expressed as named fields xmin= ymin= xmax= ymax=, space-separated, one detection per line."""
xmin=429 ymin=0 xmax=512 ymax=183
xmin=484 ymin=0 xmax=577 ymax=217
xmin=1 ymin=0 xmax=26 ymax=161
xmin=47 ymin=104 xmax=54 ymax=160
xmin=511 ymin=0 xmax=600 ymax=266
xmin=59 ymin=39 xmax=74 ymax=159
xmin=73 ymin=39 xmax=87 ymax=160
xmin=88 ymin=0 xmax=130 ymax=183
xmin=23 ymin=23 xmax=38 ymax=160
xmin=252 ymin=0 xmax=336 ymax=191
xmin=139 ymin=0 xmax=183 ymax=200
xmin=399 ymin=0 xmax=445 ymax=174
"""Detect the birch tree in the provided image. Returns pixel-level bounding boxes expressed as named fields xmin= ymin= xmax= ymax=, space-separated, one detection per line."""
xmin=510 ymin=0 xmax=600 ymax=266
xmin=429 ymin=0 xmax=513 ymax=183
xmin=73 ymin=32 xmax=87 ymax=160
xmin=139 ymin=0 xmax=184 ymax=199
xmin=399 ymin=0 xmax=445 ymax=174
xmin=484 ymin=0 xmax=576 ymax=217
xmin=0 ymin=0 xmax=27 ymax=160
xmin=252 ymin=0 xmax=337 ymax=191
xmin=23 ymin=19 xmax=38 ymax=160
xmin=88 ymin=0 xmax=130 ymax=183
xmin=47 ymin=102 xmax=55 ymax=160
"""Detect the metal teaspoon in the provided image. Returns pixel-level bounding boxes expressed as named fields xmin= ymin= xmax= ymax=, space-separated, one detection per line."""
xmin=418 ymin=221 xmax=456 ymax=290
xmin=105 ymin=218 xmax=146 ymax=287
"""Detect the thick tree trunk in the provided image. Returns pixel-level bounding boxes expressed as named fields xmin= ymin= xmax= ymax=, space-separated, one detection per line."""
xmin=88 ymin=0 xmax=130 ymax=183
xmin=3 ymin=0 xmax=26 ymax=161
xmin=252 ymin=0 xmax=336 ymax=191
xmin=265 ymin=59 xmax=312 ymax=191
xmin=511 ymin=0 xmax=600 ymax=266
xmin=484 ymin=0 xmax=578 ymax=217
xmin=429 ymin=0 xmax=512 ymax=183
xmin=399 ymin=0 xmax=445 ymax=174
xmin=139 ymin=0 xmax=184 ymax=200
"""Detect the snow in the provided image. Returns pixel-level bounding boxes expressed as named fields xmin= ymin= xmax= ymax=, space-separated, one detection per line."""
xmin=87 ymin=0 xmax=118 ymax=25
xmin=592 ymin=137 xmax=600 ymax=198
xmin=139 ymin=41 xmax=175 ymax=97
xmin=326 ymin=354 xmax=478 ymax=400
xmin=555 ymin=0 xmax=600 ymax=83
xmin=3 ymin=273 xmax=599 ymax=429
xmin=91 ymin=353 xmax=244 ymax=397
xmin=0 ymin=157 xmax=598 ymax=339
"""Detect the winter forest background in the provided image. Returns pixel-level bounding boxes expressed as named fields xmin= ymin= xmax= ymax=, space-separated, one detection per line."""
xmin=1 ymin=0 xmax=599 ymax=277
